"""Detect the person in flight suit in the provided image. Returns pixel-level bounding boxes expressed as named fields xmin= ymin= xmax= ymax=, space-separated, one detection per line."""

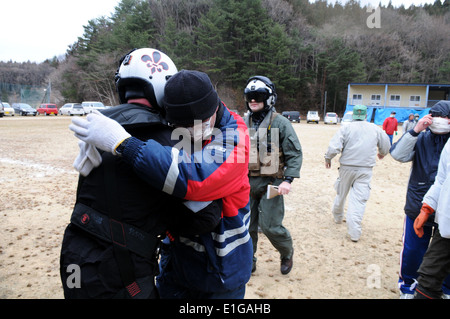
xmin=243 ymin=75 xmax=302 ymax=275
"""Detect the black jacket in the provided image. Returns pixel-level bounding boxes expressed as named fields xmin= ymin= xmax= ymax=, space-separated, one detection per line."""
xmin=60 ymin=104 xmax=220 ymax=299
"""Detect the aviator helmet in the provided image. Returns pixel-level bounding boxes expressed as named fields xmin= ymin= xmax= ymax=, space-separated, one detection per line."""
xmin=244 ymin=75 xmax=277 ymax=111
xmin=115 ymin=48 xmax=178 ymax=108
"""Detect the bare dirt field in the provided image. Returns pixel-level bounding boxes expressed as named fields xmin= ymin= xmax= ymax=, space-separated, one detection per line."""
xmin=0 ymin=115 xmax=411 ymax=299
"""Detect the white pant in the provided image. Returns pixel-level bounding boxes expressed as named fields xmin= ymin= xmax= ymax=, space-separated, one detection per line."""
xmin=332 ymin=166 xmax=373 ymax=241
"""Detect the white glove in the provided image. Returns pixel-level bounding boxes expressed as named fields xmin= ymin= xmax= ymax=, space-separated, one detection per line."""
xmin=69 ymin=110 xmax=131 ymax=155
xmin=73 ymin=141 xmax=102 ymax=176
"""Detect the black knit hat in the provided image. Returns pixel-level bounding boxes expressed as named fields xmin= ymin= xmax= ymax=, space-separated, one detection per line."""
xmin=163 ymin=70 xmax=219 ymax=126
xmin=430 ymin=100 xmax=450 ymax=118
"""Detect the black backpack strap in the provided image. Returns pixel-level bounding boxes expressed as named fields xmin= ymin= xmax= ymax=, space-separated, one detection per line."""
xmin=102 ymin=153 xmax=141 ymax=298
xmin=71 ymin=203 xmax=157 ymax=259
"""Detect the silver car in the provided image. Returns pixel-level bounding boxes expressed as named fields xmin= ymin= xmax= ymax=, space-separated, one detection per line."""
xmin=59 ymin=103 xmax=85 ymax=116
xmin=2 ymin=102 xmax=15 ymax=116
xmin=341 ymin=111 xmax=353 ymax=125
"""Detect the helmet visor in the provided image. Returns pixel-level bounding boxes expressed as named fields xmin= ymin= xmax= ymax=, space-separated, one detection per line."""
xmin=244 ymin=89 xmax=270 ymax=103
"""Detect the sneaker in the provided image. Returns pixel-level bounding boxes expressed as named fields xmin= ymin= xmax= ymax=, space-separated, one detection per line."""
xmin=400 ymin=292 xmax=414 ymax=299
xmin=333 ymin=214 xmax=343 ymax=224
xmin=347 ymin=234 xmax=359 ymax=242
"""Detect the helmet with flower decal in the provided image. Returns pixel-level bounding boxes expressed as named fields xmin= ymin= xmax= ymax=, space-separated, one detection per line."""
xmin=115 ymin=48 xmax=178 ymax=109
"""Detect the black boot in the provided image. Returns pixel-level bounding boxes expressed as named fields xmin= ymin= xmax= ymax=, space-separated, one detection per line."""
xmin=280 ymin=249 xmax=293 ymax=275
xmin=414 ymin=287 xmax=441 ymax=299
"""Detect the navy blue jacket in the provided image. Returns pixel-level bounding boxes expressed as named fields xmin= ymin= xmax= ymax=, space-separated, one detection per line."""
xmin=390 ymin=129 xmax=450 ymax=224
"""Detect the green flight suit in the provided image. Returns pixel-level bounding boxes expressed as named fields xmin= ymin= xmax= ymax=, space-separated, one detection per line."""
xmin=245 ymin=111 xmax=302 ymax=263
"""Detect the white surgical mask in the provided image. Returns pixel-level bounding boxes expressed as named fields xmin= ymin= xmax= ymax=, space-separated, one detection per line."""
xmin=187 ymin=116 xmax=215 ymax=141
xmin=429 ymin=117 xmax=450 ymax=134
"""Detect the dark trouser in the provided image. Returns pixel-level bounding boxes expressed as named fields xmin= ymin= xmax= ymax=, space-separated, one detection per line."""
xmin=399 ymin=216 xmax=450 ymax=295
xmin=415 ymin=228 xmax=450 ymax=299
xmin=249 ymin=176 xmax=293 ymax=262
xmin=156 ymin=243 xmax=246 ymax=299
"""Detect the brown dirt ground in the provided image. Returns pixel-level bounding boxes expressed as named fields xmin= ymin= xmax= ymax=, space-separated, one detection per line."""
xmin=0 ymin=115 xmax=411 ymax=299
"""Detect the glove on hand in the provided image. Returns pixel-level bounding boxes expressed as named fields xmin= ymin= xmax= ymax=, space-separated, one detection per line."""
xmin=414 ymin=203 xmax=434 ymax=238
xmin=73 ymin=141 xmax=102 ymax=176
xmin=69 ymin=110 xmax=131 ymax=155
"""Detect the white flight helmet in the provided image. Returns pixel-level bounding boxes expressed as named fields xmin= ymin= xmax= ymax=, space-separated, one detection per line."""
xmin=244 ymin=75 xmax=277 ymax=111
xmin=115 ymin=48 xmax=178 ymax=109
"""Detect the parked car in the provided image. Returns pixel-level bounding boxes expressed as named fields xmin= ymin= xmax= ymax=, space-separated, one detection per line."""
xmin=341 ymin=111 xmax=353 ymax=125
xmin=306 ymin=110 xmax=320 ymax=124
xmin=59 ymin=103 xmax=85 ymax=116
xmin=82 ymin=101 xmax=105 ymax=114
xmin=37 ymin=103 xmax=58 ymax=116
xmin=0 ymin=101 xmax=4 ymax=117
xmin=282 ymin=111 xmax=301 ymax=123
xmin=2 ymin=102 xmax=14 ymax=116
xmin=324 ymin=112 xmax=338 ymax=124
xmin=12 ymin=103 xmax=37 ymax=116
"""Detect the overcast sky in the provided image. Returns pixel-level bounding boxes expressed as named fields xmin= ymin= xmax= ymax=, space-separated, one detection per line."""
xmin=0 ymin=0 xmax=120 ymax=63
xmin=0 ymin=0 xmax=437 ymax=64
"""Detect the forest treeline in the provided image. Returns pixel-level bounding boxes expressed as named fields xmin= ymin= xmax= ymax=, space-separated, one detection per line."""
xmin=1 ymin=0 xmax=449 ymax=114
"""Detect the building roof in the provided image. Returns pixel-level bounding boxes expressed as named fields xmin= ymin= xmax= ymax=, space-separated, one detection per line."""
xmin=349 ymin=82 xmax=450 ymax=88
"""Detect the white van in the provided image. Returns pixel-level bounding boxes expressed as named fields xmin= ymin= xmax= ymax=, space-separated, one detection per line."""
xmin=306 ymin=110 xmax=320 ymax=124
xmin=82 ymin=101 xmax=106 ymax=114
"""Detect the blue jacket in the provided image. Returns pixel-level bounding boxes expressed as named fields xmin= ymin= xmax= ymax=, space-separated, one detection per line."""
xmin=122 ymin=103 xmax=252 ymax=292
xmin=390 ymin=129 xmax=450 ymax=223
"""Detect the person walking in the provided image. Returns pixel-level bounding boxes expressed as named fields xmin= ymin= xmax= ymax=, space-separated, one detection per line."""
xmin=243 ymin=75 xmax=302 ymax=275
xmin=383 ymin=111 xmax=398 ymax=144
xmin=402 ymin=113 xmax=417 ymax=135
xmin=325 ymin=105 xmax=390 ymax=242
xmin=390 ymin=101 xmax=450 ymax=298
xmin=413 ymin=120 xmax=450 ymax=299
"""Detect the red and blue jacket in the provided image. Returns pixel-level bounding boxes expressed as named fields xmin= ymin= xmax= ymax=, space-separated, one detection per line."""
xmin=122 ymin=103 xmax=252 ymax=292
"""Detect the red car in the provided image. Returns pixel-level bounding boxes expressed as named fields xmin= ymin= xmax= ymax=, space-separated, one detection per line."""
xmin=37 ymin=104 xmax=58 ymax=116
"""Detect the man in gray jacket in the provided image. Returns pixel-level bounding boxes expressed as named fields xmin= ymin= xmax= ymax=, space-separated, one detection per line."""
xmin=325 ymin=105 xmax=390 ymax=242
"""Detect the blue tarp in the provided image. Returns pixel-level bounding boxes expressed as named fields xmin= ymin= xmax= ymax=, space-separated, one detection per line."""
xmin=344 ymin=106 xmax=431 ymax=125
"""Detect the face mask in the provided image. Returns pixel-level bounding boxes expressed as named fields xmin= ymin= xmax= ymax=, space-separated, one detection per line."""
xmin=429 ymin=117 xmax=450 ymax=134
xmin=202 ymin=115 xmax=214 ymax=139
xmin=187 ymin=116 xmax=215 ymax=141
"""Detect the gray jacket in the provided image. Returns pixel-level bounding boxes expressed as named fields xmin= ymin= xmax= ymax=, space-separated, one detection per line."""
xmin=325 ymin=121 xmax=390 ymax=167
